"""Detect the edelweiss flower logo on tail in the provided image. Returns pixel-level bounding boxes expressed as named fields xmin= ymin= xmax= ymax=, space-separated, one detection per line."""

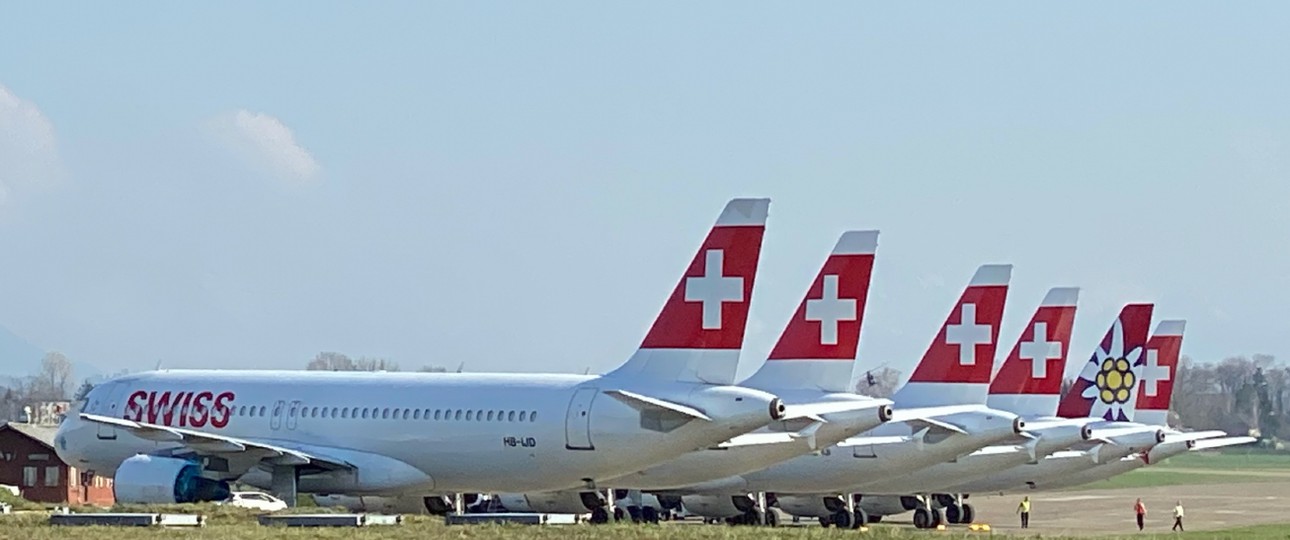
xmin=1054 ymin=303 xmax=1154 ymax=421
xmin=1077 ymin=319 xmax=1144 ymax=421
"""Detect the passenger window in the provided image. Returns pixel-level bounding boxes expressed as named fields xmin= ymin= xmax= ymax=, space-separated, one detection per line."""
xmin=238 ymin=406 xmax=246 ymax=416
xmin=508 ymin=411 xmax=515 ymax=422
xmin=486 ymin=411 xmax=494 ymax=421
xmin=382 ymin=408 xmax=390 ymax=419
xmin=311 ymin=407 xmax=319 ymax=417
xmin=413 ymin=409 xmax=421 ymax=420
xmin=476 ymin=410 xmax=484 ymax=421
xmin=362 ymin=409 xmax=370 ymax=419
xmin=530 ymin=411 xmax=537 ymax=422
xmin=455 ymin=410 xmax=463 ymax=421
xmin=321 ymin=408 xmax=329 ymax=418
xmin=259 ymin=406 xmax=267 ymax=417
xmin=466 ymin=410 xmax=474 ymax=421
xmin=403 ymin=409 xmax=410 ymax=420
xmin=519 ymin=411 xmax=527 ymax=422
xmin=331 ymin=407 xmax=339 ymax=418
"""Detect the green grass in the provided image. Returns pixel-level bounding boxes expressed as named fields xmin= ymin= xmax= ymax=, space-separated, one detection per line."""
xmin=1069 ymin=469 xmax=1274 ymax=490
xmin=1154 ymin=451 xmax=1290 ymax=471
xmin=0 ymin=511 xmax=1288 ymax=540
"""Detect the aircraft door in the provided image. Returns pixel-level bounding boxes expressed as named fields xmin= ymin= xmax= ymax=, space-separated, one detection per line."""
xmin=95 ymin=383 xmax=129 ymax=440
xmin=270 ymin=400 xmax=285 ymax=430
xmin=285 ymin=400 xmax=302 ymax=430
xmin=564 ymin=387 xmax=598 ymax=450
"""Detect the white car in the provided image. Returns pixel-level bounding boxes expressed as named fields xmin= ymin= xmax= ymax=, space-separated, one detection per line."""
xmin=220 ymin=491 xmax=288 ymax=512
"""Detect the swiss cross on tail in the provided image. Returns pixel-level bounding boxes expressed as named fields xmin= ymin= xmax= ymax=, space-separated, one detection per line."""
xmin=905 ymin=264 xmax=1011 ymax=385
xmin=988 ymin=287 xmax=1080 ymax=397
xmin=1055 ymin=303 xmax=1155 ymax=421
xmin=608 ymin=198 xmax=769 ymax=385
xmin=767 ymin=230 xmax=878 ymax=360
xmin=1134 ymin=320 xmax=1185 ymax=426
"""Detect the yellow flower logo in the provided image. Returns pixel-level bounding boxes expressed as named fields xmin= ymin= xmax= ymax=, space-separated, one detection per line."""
xmin=1095 ymin=357 xmax=1136 ymax=404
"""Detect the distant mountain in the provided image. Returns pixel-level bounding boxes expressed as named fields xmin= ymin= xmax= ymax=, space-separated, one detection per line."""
xmin=0 ymin=324 xmax=48 ymax=381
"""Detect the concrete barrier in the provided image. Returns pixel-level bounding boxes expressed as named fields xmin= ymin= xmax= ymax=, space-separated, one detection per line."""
xmin=446 ymin=512 xmax=579 ymax=525
xmin=49 ymin=513 xmax=206 ymax=527
xmin=257 ymin=513 xmax=403 ymax=527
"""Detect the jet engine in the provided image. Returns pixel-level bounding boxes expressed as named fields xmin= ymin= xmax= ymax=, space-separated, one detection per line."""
xmin=774 ymin=494 xmax=845 ymax=518
xmin=113 ymin=454 xmax=230 ymax=504
xmin=495 ymin=491 xmax=604 ymax=514
xmin=311 ymin=494 xmax=458 ymax=514
xmin=680 ymin=494 xmax=755 ymax=518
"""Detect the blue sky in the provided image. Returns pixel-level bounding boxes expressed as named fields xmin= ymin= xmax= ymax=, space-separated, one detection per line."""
xmin=1 ymin=3 xmax=1287 ymax=385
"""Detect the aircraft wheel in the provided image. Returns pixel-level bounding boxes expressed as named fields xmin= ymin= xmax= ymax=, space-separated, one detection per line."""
xmin=745 ymin=508 xmax=765 ymax=526
xmin=818 ymin=515 xmax=831 ymax=527
xmin=613 ymin=507 xmax=625 ymax=522
xmin=590 ymin=507 xmax=610 ymax=524
xmin=628 ymin=505 xmax=643 ymax=523
xmin=930 ymin=508 xmax=946 ymax=528
xmin=765 ymin=509 xmax=780 ymax=527
xmin=641 ymin=506 xmax=659 ymax=524
xmin=961 ymin=503 xmax=975 ymax=524
xmin=852 ymin=508 xmax=868 ymax=528
xmin=945 ymin=503 xmax=963 ymax=524
xmin=831 ymin=509 xmax=854 ymax=529
xmin=913 ymin=508 xmax=931 ymax=529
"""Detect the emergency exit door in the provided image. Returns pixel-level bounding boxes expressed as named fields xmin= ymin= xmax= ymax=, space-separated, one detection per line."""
xmin=564 ymin=387 xmax=598 ymax=450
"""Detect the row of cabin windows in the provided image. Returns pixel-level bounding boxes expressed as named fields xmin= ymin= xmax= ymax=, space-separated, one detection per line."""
xmin=231 ymin=405 xmax=539 ymax=423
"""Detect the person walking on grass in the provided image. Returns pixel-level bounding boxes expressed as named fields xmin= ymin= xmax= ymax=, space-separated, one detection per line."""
xmin=1172 ymin=501 xmax=1185 ymax=532
xmin=1016 ymin=496 xmax=1031 ymax=529
xmin=1134 ymin=498 xmax=1147 ymax=531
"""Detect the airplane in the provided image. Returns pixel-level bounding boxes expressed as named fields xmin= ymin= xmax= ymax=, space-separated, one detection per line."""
xmin=54 ymin=198 xmax=796 ymax=505
xmin=494 ymin=230 xmax=898 ymax=523
xmin=855 ymin=302 xmax=1166 ymax=528
xmin=972 ymin=320 xmax=1255 ymax=492
xmin=683 ymin=264 xmax=1029 ymax=528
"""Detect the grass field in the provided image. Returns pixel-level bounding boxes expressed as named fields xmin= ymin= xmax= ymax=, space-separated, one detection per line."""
xmin=1066 ymin=451 xmax=1290 ymax=490
xmin=2 ymin=511 xmax=1290 ymax=540
xmin=1154 ymin=451 xmax=1290 ymax=471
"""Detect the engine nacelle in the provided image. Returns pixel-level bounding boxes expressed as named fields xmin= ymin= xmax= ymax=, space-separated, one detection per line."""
xmin=113 ymin=454 xmax=230 ymax=504
xmin=775 ymin=494 xmax=845 ymax=518
xmin=311 ymin=494 xmax=455 ymax=515
xmin=495 ymin=491 xmax=604 ymax=514
xmin=857 ymin=494 xmax=920 ymax=516
xmin=679 ymin=494 xmax=754 ymax=518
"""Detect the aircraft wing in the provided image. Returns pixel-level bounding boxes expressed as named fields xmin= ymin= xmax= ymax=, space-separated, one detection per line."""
xmin=80 ymin=413 xmax=352 ymax=471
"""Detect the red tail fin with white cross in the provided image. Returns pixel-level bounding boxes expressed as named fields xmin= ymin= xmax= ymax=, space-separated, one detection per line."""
xmin=892 ymin=264 xmax=1012 ymax=407
xmin=1134 ymin=320 xmax=1185 ymax=427
xmin=986 ymin=287 xmax=1080 ymax=417
xmin=605 ymin=198 xmax=770 ymax=385
xmin=742 ymin=230 xmax=879 ymax=392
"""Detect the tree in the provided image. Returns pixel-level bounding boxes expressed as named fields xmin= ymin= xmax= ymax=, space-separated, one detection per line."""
xmin=31 ymin=352 xmax=73 ymax=401
xmin=418 ymin=365 xmax=448 ymax=373
xmin=855 ymin=367 xmax=901 ymax=398
xmin=306 ymin=352 xmax=356 ymax=371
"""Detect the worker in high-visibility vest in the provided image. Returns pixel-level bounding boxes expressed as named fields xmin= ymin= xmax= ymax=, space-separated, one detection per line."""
xmin=1172 ymin=501 xmax=1185 ymax=532
xmin=1134 ymin=498 xmax=1147 ymax=530
xmin=1016 ymin=496 xmax=1031 ymax=529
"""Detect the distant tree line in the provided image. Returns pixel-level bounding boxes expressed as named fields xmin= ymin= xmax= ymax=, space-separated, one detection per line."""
xmin=304 ymin=351 xmax=449 ymax=373
xmin=0 ymin=352 xmax=75 ymax=422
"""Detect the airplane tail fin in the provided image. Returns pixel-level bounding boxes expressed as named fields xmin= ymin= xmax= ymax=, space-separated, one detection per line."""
xmin=1054 ymin=303 xmax=1154 ymax=421
xmin=891 ymin=264 xmax=1011 ymax=407
xmin=742 ymin=230 xmax=879 ymax=393
xmin=604 ymin=198 xmax=770 ymax=385
xmin=986 ymin=287 xmax=1080 ymax=417
xmin=1133 ymin=320 xmax=1185 ymax=427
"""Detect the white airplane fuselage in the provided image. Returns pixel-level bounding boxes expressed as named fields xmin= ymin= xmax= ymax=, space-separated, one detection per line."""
xmin=55 ymin=370 xmax=781 ymax=495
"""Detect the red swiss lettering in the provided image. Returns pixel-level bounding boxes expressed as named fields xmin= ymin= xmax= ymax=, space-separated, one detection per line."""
xmin=124 ymin=391 xmax=147 ymax=421
xmin=210 ymin=392 xmax=235 ymax=428
xmin=190 ymin=391 xmax=213 ymax=427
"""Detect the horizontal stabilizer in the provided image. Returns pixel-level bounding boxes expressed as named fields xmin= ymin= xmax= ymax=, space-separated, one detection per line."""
xmin=717 ymin=421 xmax=825 ymax=450
xmin=838 ymin=433 xmax=920 ymax=447
xmin=906 ymin=416 xmax=969 ymax=435
xmin=885 ymin=404 xmax=990 ymax=423
xmin=602 ymin=389 xmax=711 ymax=421
xmin=1090 ymin=425 xmax=1160 ymax=443
xmin=1164 ymin=429 xmax=1227 ymax=443
xmin=1190 ymin=436 xmax=1258 ymax=451
xmin=1019 ymin=417 xmax=1092 ymax=432
xmin=780 ymin=399 xmax=891 ymax=422
xmin=80 ymin=413 xmax=351 ymax=470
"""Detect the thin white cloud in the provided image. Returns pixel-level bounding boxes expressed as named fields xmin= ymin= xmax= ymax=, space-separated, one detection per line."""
xmin=209 ymin=109 xmax=320 ymax=183
xmin=0 ymin=83 xmax=61 ymax=204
